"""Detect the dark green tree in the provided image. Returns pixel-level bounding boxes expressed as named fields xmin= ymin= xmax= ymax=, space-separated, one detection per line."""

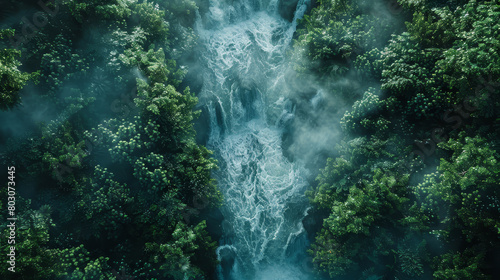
xmin=0 ymin=29 xmax=39 ymax=110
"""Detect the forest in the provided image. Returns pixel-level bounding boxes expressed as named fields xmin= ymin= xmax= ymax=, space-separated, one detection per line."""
xmin=0 ymin=0 xmax=499 ymax=280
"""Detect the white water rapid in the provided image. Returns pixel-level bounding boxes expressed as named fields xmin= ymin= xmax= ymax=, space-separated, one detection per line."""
xmin=195 ymin=1 xmax=313 ymax=279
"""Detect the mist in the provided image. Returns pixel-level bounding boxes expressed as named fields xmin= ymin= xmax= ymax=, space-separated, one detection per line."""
xmin=1 ymin=0 xmax=499 ymax=280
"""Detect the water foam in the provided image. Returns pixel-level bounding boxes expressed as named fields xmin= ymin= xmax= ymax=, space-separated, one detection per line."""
xmin=196 ymin=1 xmax=312 ymax=279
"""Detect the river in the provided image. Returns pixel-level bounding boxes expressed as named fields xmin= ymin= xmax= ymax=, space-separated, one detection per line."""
xmin=194 ymin=1 xmax=315 ymax=279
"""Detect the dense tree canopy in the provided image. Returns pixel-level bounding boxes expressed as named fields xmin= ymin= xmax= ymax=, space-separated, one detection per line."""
xmin=1 ymin=1 xmax=220 ymax=279
xmin=298 ymin=0 xmax=500 ymax=279
xmin=1 ymin=0 xmax=499 ymax=279
xmin=0 ymin=29 xmax=38 ymax=110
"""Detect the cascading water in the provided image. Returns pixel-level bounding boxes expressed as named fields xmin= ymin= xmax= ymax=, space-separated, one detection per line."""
xmin=195 ymin=1 xmax=313 ymax=279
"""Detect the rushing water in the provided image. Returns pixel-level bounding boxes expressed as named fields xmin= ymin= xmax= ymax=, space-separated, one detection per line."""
xmin=195 ymin=1 xmax=313 ymax=279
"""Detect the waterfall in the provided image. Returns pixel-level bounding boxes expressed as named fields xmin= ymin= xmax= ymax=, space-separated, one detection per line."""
xmin=195 ymin=1 xmax=313 ymax=279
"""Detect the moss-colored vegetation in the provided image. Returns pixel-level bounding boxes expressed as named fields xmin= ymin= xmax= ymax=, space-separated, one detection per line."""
xmin=1 ymin=0 xmax=499 ymax=279
xmin=1 ymin=1 xmax=221 ymax=279
xmin=298 ymin=0 xmax=500 ymax=279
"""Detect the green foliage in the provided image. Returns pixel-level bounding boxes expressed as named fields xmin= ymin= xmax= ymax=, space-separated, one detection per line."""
xmin=310 ymin=168 xmax=423 ymax=279
xmin=2 ymin=0 xmax=498 ymax=278
xmin=375 ymin=32 xmax=452 ymax=120
xmin=0 ymin=1 xmax=220 ymax=279
xmin=399 ymin=1 xmax=500 ymax=117
xmin=132 ymin=1 xmax=169 ymax=45
xmin=0 ymin=204 xmax=57 ymax=280
xmin=88 ymin=108 xmax=220 ymax=207
xmin=341 ymin=88 xmax=391 ymax=134
xmin=436 ymin=1 xmax=500 ymax=112
xmin=56 ymin=245 xmax=117 ymax=280
xmin=66 ymin=0 xmax=134 ymax=22
xmin=293 ymin=0 xmax=400 ymax=82
xmin=0 ymin=29 xmax=39 ymax=110
xmin=396 ymin=241 xmax=426 ymax=277
xmin=406 ymin=8 xmax=455 ymax=48
xmin=433 ymin=247 xmax=489 ymax=280
xmin=160 ymin=0 xmax=198 ymax=27
xmin=416 ymin=134 xmax=500 ymax=245
xmin=310 ymin=131 xmax=424 ymax=279
xmin=120 ymin=45 xmax=185 ymax=86
xmin=146 ymin=221 xmax=217 ymax=280
xmin=304 ymin=1 xmax=500 ymax=279
xmin=312 ymin=136 xmax=399 ymax=208
xmin=134 ymin=80 xmax=196 ymax=133
xmin=65 ymin=256 xmax=115 ymax=280
xmin=41 ymin=121 xmax=88 ymax=186
xmin=36 ymin=34 xmax=90 ymax=94
xmin=73 ymin=165 xmax=133 ymax=240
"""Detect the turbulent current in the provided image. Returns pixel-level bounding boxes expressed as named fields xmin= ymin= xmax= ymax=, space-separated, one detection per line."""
xmin=195 ymin=1 xmax=313 ymax=279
